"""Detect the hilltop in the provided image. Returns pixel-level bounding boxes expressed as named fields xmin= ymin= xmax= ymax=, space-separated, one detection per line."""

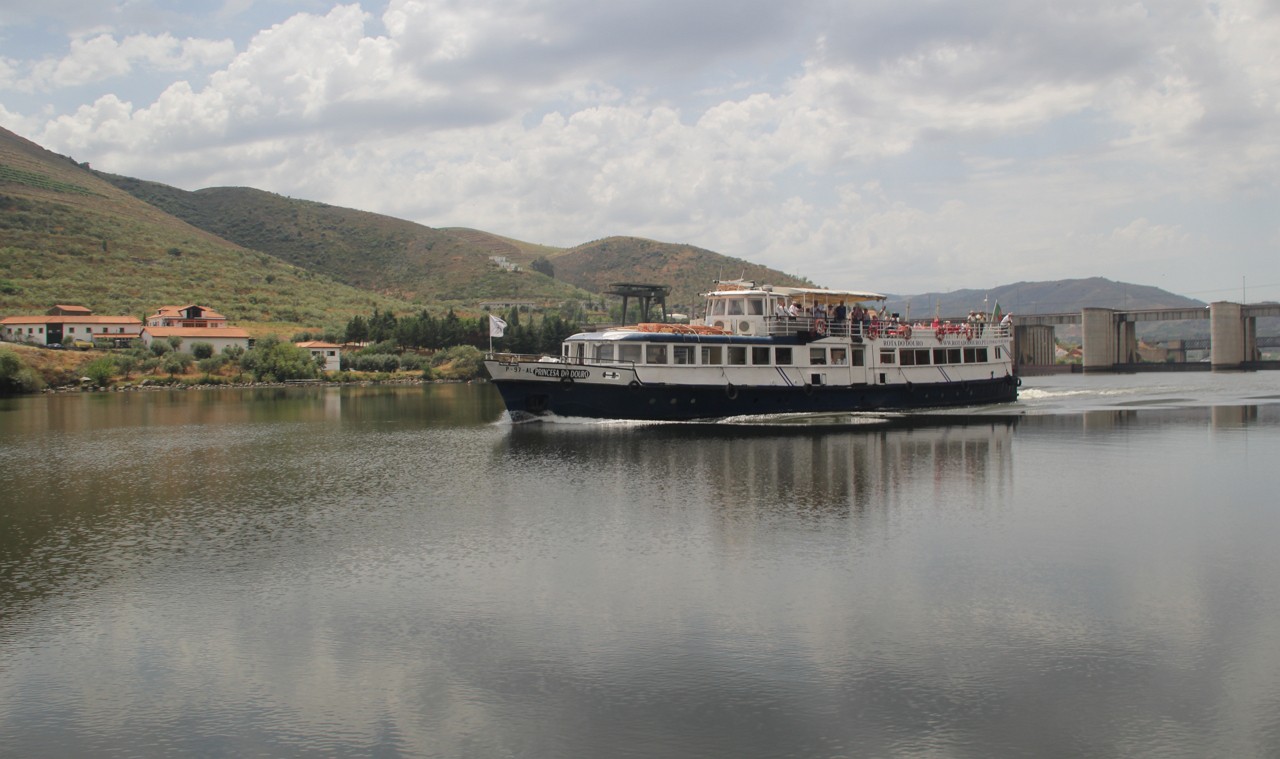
xmin=550 ymin=237 xmax=814 ymax=312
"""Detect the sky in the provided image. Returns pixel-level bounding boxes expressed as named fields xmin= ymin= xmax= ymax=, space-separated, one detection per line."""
xmin=1 ymin=0 xmax=1278 ymax=302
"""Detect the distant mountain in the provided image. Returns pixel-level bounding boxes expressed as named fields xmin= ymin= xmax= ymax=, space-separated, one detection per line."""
xmin=884 ymin=277 xmax=1205 ymax=320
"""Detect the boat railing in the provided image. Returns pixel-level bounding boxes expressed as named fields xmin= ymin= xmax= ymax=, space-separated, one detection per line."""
xmin=763 ymin=318 xmax=1012 ymax=340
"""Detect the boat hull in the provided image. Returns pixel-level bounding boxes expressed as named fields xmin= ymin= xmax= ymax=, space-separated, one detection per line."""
xmin=487 ymin=372 xmax=1020 ymax=422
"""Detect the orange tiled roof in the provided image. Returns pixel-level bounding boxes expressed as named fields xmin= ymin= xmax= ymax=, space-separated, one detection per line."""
xmin=296 ymin=341 xmax=342 ymax=349
xmin=152 ymin=304 xmax=227 ymax=320
xmin=143 ymin=326 xmax=250 ymax=338
xmin=2 ymin=315 xmax=141 ymax=325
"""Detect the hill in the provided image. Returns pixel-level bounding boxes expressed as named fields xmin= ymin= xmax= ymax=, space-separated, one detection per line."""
xmin=551 ymin=236 xmax=815 ymax=312
xmin=0 ymin=126 xmax=414 ymax=332
xmin=5 ymin=126 xmax=1220 ymax=337
xmin=94 ymin=177 xmax=594 ymax=308
xmin=884 ymin=277 xmax=1206 ymax=320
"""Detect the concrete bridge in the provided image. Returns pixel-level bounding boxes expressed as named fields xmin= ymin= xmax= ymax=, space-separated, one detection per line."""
xmin=1013 ymin=302 xmax=1280 ymax=372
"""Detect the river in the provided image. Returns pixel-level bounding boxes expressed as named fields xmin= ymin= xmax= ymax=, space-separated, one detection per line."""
xmin=2 ymin=373 xmax=1279 ymax=757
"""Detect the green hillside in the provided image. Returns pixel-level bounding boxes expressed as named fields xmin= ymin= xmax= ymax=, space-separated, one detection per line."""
xmin=552 ymin=236 xmax=814 ymax=312
xmin=0 ymin=126 xmax=414 ymax=332
xmin=97 ymin=176 xmax=593 ymax=309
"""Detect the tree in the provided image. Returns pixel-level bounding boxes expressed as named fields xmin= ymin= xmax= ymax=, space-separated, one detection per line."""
xmin=191 ymin=342 xmax=215 ymax=360
xmin=531 ymin=256 xmax=555 ymax=278
xmin=82 ymin=357 xmax=116 ymax=387
xmin=240 ymin=337 xmax=320 ymax=382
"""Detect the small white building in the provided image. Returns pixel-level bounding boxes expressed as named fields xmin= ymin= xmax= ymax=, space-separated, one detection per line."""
xmin=296 ymin=340 xmax=342 ymax=372
xmin=141 ymin=326 xmax=251 ymax=355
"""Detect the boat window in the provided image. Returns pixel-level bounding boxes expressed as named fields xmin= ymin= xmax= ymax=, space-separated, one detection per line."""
xmin=831 ymin=348 xmax=848 ymax=365
xmin=727 ymin=299 xmax=745 ymax=316
xmin=900 ymin=348 xmax=930 ymax=366
xmin=933 ymin=348 xmax=948 ymax=365
xmin=994 ymin=347 xmax=1003 ymax=359
xmin=701 ymin=345 xmax=723 ymax=364
xmin=851 ymin=349 xmax=865 ymax=367
xmin=751 ymin=346 xmax=770 ymax=365
xmin=879 ymin=349 xmax=896 ymax=364
xmin=595 ymin=344 xmax=615 ymax=361
xmin=673 ymin=345 xmax=694 ymax=365
xmin=619 ymin=344 xmax=642 ymax=364
xmin=562 ymin=344 xmax=570 ymax=358
xmin=775 ymin=347 xmax=793 ymax=365
xmin=809 ymin=347 xmax=827 ymax=365
xmin=711 ymin=299 xmax=727 ymax=316
xmin=728 ymin=346 xmax=748 ymax=365
xmin=647 ymin=344 xmax=668 ymax=364
xmin=747 ymin=298 xmax=765 ymax=316
xmin=963 ymin=347 xmax=989 ymax=363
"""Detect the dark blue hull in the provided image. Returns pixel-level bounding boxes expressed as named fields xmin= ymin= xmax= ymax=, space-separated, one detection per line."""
xmin=492 ymin=375 xmax=1020 ymax=422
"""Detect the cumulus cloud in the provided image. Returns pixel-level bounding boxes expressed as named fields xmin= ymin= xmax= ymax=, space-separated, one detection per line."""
xmin=12 ymin=32 xmax=235 ymax=92
xmin=4 ymin=0 xmax=1279 ymax=297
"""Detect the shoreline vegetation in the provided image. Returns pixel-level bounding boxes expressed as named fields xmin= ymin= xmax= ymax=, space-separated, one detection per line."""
xmin=0 ymin=341 xmax=488 ymax=396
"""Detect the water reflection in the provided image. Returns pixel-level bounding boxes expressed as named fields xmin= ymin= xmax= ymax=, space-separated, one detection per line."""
xmin=3 ymin=384 xmax=1280 ymax=758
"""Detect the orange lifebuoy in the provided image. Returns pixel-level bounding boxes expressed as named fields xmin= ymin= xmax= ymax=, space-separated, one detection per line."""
xmin=814 ymin=318 xmax=828 ymax=336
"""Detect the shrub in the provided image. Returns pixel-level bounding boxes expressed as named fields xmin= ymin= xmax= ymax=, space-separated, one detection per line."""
xmin=240 ymin=337 xmax=320 ymax=382
xmin=430 ymin=345 xmax=484 ymax=380
xmin=191 ymin=342 xmax=215 ymax=360
xmin=82 ymin=357 xmax=117 ymax=387
xmin=0 ymin=348 xmax=44 ymax=394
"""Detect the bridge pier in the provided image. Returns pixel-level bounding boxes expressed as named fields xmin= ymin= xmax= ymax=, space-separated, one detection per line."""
xmin=1014 ymin=324 xmax=1055 ymax=366
xmin=1210 ymin=301 xmax=1259 ymax=370
xmin=1015 ymin=302 xmax=1279 ymax=372
xmin=1081 ymin=308 xmax=1138 ymax=372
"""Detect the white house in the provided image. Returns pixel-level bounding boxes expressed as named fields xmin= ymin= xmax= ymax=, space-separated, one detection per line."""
xmin=296 ymin=340 xmax=342 ymax=372
xmin=140 ymin=326 xmax=251 ymax=354
xmin=1 ymin=307 xmax=143 ymax=346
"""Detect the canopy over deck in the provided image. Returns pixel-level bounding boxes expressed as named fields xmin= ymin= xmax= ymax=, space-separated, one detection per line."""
xmin=705 ymin=280 xmax=886 ymax=303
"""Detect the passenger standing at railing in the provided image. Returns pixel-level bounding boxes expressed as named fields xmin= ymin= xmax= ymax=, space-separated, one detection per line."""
xmin=788 ymin=302 xmax=801 ymax=319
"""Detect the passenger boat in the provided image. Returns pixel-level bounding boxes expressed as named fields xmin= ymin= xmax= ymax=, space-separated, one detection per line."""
xmin=484 ymin=280 xmax=1019 ymax=422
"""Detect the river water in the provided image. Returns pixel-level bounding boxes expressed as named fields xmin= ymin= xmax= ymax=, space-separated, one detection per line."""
xmin=2 ymin=373 xmax=1279 ymax=758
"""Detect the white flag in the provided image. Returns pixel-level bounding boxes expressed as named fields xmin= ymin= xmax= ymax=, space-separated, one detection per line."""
xmin=489 ymin=314 xmax=507 ymax=337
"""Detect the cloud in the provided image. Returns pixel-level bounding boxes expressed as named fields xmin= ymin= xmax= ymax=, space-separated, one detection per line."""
xmin=10 ymin=32 xmax=235 ymax=92
xmin=6 ymin=0 xmax=1279 ymax=297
